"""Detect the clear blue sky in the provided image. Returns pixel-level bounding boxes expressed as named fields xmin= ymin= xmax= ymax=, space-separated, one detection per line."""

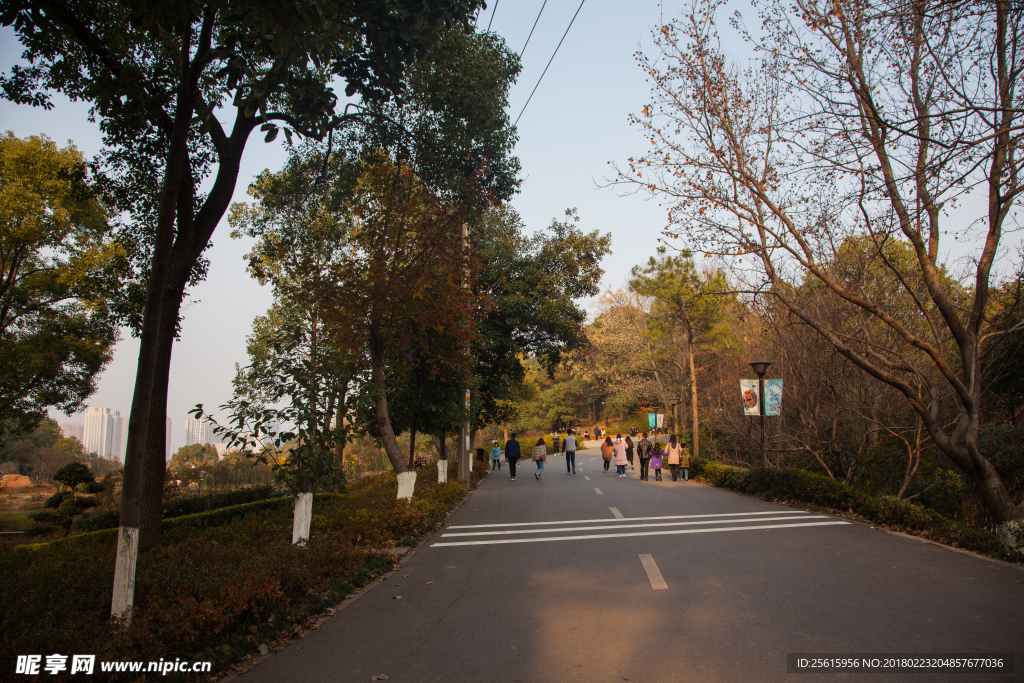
xmin=3 ymin=1 xmax=695 ymax=452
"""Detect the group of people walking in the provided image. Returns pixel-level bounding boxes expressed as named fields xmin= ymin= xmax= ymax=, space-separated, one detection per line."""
xmin=490 ymin=431 xmax=691 ymax=482
xmin=599 ymin=433 xmax=690 ymax=481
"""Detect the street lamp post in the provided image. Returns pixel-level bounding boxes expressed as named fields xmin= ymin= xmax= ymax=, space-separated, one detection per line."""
xmin=749 ymin=361 xmax=772 ymax=467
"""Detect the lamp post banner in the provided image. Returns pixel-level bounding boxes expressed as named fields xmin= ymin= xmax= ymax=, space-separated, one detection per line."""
xmin=656 ymin=414 xmax=664 ymax=428
xmin=764 ymin=380 xmax=783 ymax=416
xmin=648 ymin=413 xmax=656 ymax=428
xmin=740 ymin=380 xmax=760 ymax=416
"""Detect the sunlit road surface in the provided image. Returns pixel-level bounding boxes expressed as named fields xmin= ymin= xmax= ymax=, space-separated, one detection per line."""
xmin=233 ymin=447 xmax=1023 ymax=682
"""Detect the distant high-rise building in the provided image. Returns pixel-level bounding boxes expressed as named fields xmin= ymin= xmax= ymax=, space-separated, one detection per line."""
xmin=59 ymin=422 xmax=84 ymax=442
xmin=82 ymin=410 xmax=171 ymax=462
xmin=114 ymin=415 xmax=129 ymax=461
xmin=185 ymin=417 xmax=217 ymax=446
xmin=83 ymin=407 xmax=120 ymax=459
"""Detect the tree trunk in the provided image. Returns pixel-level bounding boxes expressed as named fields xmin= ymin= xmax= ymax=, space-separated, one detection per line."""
xmin=897 ymin=419 xmax=922 ymax=500
xmin=687 ymin=332 xmax=700 ymax=460
xmin=112 ymin=27 xmax=196 ymax=623
xmin=292 ymin=475 xmax=313 ymax=545
xmin=409 ymin=422 xmax=417 ymax=470
xmin=334 ymin=384 xmax=347 ymax=468
xmin=368 ymin=328 xmax=413 ymax=501
xmin=437 ymin=432 xmax=447 ymax=484
xmin=139 ymin=282 xmax=186 ymax=552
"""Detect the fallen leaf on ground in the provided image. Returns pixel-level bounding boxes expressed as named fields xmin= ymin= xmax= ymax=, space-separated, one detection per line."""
xmin=258 ymin=644 xmax=269 ymax=656
xmin=371 ymin=675 xmax=390 ymax=681
xmin=426 ymin=582 xmax=434 ymax=584
xmin=392 ymin=596 xmax=401 ymax=600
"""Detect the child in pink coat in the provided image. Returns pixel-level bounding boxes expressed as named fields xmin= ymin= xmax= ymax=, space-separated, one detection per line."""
xmin=613 ymin=436 xmax=628 ymax=477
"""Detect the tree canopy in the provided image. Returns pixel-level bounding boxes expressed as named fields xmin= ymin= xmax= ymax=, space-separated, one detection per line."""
xmin=0 ymin=133 xmax=119 ymax=442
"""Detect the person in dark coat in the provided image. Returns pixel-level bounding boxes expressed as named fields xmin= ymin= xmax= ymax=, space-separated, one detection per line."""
xmin=636 ymin=432 xmax=653 ymax=481
xmin=504 ymin=433 xmax=521 ymax=480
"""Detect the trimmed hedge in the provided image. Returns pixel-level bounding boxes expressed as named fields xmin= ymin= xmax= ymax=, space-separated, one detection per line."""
xmin=698 ymin=461 xmax=1022 ymax=563
xmin=162 ymin=485 xmax=290 ymax=519
xmin=20 ymin=495 xmax=312 ymax=552
xmin=71 ymin=485 xmax=291 ymax=534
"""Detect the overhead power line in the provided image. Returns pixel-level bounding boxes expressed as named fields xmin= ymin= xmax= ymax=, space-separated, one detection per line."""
xmin=519 ymin=0 xmax=549 ymax=58
xmin=514 ymin=0 xmax=587 ymax=127
xmin=487 ymin=0 xmax=500 ymax=31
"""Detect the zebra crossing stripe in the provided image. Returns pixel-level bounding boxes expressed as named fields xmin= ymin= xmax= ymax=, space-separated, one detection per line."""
xmin=432 ymin=520 xmax=850 ymax=547
xmin=442 ymin=514 xmax=824 ymax=538
xmin=446 ymin=509 xmax=811 ymax=530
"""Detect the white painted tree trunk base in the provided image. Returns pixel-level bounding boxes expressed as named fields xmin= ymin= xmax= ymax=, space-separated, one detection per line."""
xmin=437 ymin=460 xmax=448 ymax=484
xmin=998 ymin=520 xmax=1023 ymax=549
xmin=397 ymin=471 xmax=417 ymax=501
xmin=111 ymin=525 xmax=139 ymax=626
xmin=292 ymin=492 xmax=313 ymax=546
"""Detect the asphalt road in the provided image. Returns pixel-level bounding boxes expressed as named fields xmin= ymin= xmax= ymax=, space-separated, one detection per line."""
xmin=234 ymin=446 xmax=1023 ymax=683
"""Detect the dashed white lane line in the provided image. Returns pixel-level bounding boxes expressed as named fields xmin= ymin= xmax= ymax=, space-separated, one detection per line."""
xmin=442 ymin=514 xmax=823 ymax=537
xmin=447 ymin=510 xmax=811 ymax=530
xmin=432 ymin=521 xmax=850 ymax=547
xmin=610 ymin=507 xmax=624 ymax=519
xmin=584 ymin=476 xmax=591 ymax=481
xmin=594 ymin=488 xmax=603 ymax=495
xmin=640 ymin=554 xmax=668 ymax=590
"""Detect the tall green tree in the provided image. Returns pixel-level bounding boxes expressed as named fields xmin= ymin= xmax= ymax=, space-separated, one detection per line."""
xmin=230 ymin=26 xmax=521 ymax=500
xmin=0 ymin=133 xmax=119 ymax=443
xmin=472 ymin=207 xmax=612 ymax=434
xmin=1 ymin=0 xmax=485 ymax=620
xmin=630 ymin=248 xmax=733 ymax=458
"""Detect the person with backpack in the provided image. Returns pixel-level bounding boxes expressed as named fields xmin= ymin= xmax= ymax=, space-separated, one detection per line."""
xmin=679 ymin=440 xmax=692 ymax=481
xmin=504 ymin=433 xmax=521 ymax=481
xmin=601 ymin=436 xmax=614 ymax=473
xmin=625 ymin=435 xmax=635 ymax=470
xmin=636 ymin=432 xmax=653 ymax=481
xmin=531 ymin=437 xmax=547 ymax=479
xmin=563 ymin=431 xmax=578 ymax=474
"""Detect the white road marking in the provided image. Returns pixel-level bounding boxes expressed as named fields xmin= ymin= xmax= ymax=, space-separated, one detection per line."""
xmin=594 ymin=488 xmax=603 ymax=495
xmin=610 ymin=507 xmax=624 ymax=519
xmin=442 ymin=514 xmax=823 ymax=537
xmin=584 ymin=476 xmax=591 ymax=481
xmin=639 ymin=554 xmax=668 ymax=590
xmin=446 ymin=510 xmax=811 ymax=530
xmin=432 ymin=521 xmax=851 ymax=547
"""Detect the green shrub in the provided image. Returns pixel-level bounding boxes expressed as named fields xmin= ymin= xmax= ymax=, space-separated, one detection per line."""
xmin=697 ymin=461 xmax=1021 ymax=562
xmin=75 ymin=509 xmax=119 ymax=532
